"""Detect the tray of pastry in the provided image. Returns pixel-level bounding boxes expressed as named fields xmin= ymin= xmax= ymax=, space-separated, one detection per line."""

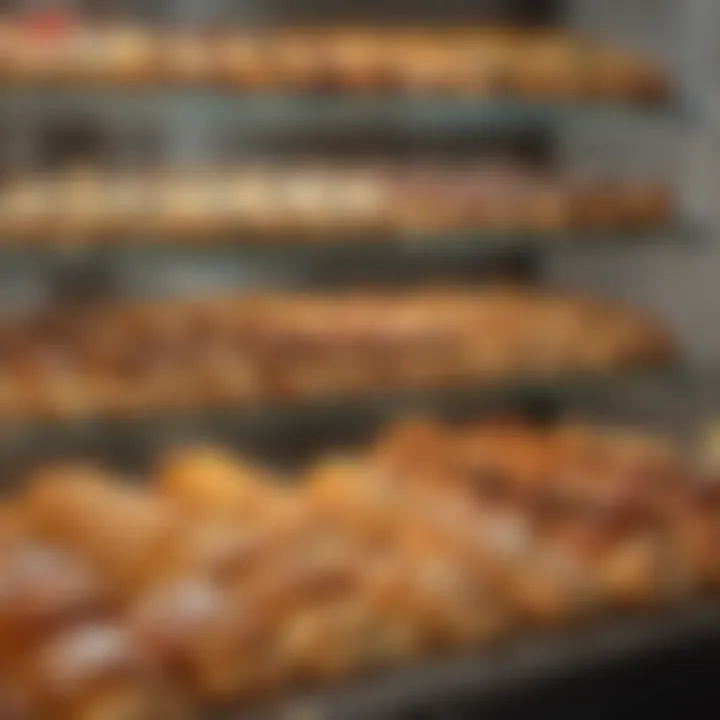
xmin=0 ymin=166 xmax=674 ymax=245
xmin=0 ymin=21 xmax=669 ymax=102
xmin=2 ymin=415 xmax=720 ymax=718
xmin=0 ymin=286 xmax=676 ymax=424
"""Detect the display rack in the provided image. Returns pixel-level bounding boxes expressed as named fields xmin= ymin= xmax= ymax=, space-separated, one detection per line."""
xmin=0 ymin=0 xmax=706 ymax=425
xmin=0 ymin=2 xmax=716 ymax=714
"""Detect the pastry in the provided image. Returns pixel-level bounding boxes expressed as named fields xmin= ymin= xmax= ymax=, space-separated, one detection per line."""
xmin=157 ymin=31 xmax=213 ymax=85
xmin=512 ymin=34 xmax=589 ymax=98
xmin=322 ymin=30 xmax=390 ymax=91
xmin=213 ymin=31 xmax=269 ymax=89
xmin=270 ymin=29 xmax=328 ymax=89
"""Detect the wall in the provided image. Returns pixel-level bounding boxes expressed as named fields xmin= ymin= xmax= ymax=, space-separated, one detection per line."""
xmin=551 ymin=0 xmax=720 ymax=368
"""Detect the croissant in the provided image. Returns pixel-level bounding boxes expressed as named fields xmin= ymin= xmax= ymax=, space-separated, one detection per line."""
xmin=271 ymin=30 xmax=329 ymax=88
xmin=24 ymin=466 xmax=179 ymax=596
xmin=322 ymin=30 xmax=390 ymax=91
xmin=53 ymin=170 xmax=108 ymax=240
xmin=0 ymin=544 xmax=110 ymax=677
xmin=129 ymin=577 xmax=271 ymax=701
xmin=157 ymin=32 xmax=213 ymax=85
xmin=512 ymin=35 xmax=589 ymax=98
xmin=0 ymin=412 xmax=716 ymax=714
xmin=99 ymin=26 xmax=157 ymax=85
xmin=0 ymin=178 xmax=54 ymax=240
xmin=55 ymin=26 xmax=155 ymax=86
xmin=157 ymin=446 xmax=278 ymax=521
xmin=23 ymin=622 xmax=186 ymax=719
xmin=213 ymin=31 xmax=270 ymax=88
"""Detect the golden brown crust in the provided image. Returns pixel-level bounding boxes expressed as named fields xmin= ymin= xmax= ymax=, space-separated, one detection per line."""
xmin=24 ymin=466 xmax=179 ymax=596
xmin=0 ymin=167 xmax=672 ymax=240
xmin=0 ymin=21 xmax=668 ymax=100
xmin=0 ymin=287 xmax=675 ymax=421
xmin=0 ymin=417 xmax=716 ymax=710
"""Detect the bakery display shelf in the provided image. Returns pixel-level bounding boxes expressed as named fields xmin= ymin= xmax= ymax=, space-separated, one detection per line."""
xmin=1 ymin=88 xmax=682 ymax=131
xmin=0 ymin=369 xmax=697 ymax=477
xmin=235 ymin=601 xmax=720 ymax=720
xmin=0 ymin=224 xmax=698 ymax=264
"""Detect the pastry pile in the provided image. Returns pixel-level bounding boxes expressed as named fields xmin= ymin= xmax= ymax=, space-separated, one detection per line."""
xmin=0 ymin=288 xmax=674 ymax=419
xmin=0 ymin=167 xmax=672 ymax=241
xmin=0 ymin=23 xmax=668 ymax=100
xmin=0 ymin=418 xmax=715 ymax=717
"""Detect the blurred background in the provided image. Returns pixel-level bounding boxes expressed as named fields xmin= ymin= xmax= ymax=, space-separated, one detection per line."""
xmin=0 ymin=1 xmax=719 ymax=718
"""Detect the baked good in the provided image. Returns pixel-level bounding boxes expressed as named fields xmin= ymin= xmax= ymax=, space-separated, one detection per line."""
xmin=0 ymin=416 xmax=716 ymax=713
xmin=322 ymin=30 xmax=391 ymax=91
xmin=0 ymin=20 xmax=670 ymax=100
xmin=157 ymin=31 xmax=213 ymax=86
xmin=212 ymin=31 xmax=269 ymax=88
xmin=0 ymin=167 xmax=673 ymax=241
xmin=270 ymin=29 xmax=328 ymax=88
xmin=0 ymin=287 xmax=676 ymax=421
xmin=511 ymin=34 xmax=589 ymax=98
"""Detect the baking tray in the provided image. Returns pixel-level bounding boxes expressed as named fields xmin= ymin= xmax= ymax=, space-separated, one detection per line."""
xmin=236 ymin=602 xmax=720 ymax=720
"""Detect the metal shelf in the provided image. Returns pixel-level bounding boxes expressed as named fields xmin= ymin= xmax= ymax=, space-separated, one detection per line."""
xmin=0 ymin=369 xmax=696 ymax=478
xmin=236 ymin=602 xmax=720 ymax=720
xmin=0 ymin=226 xmax=697 ymax=305
xmin=0 ymin=224 xmax=698 ymax=264
xmin=1 ymin=88 xmax=681 ymax=132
